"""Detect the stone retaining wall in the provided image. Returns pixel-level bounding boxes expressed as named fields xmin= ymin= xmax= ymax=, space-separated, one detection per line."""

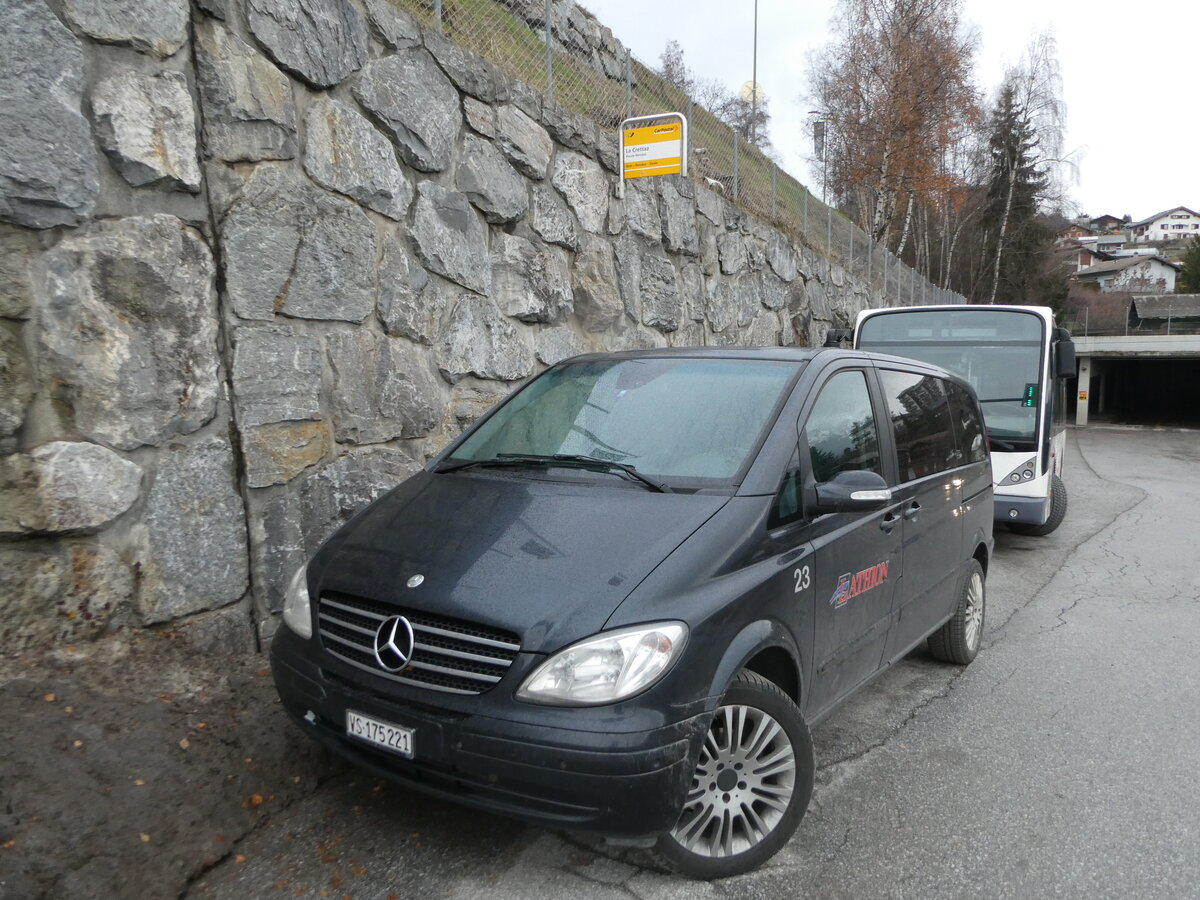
xmin=0 ymin=0 xmax=887 ymax=652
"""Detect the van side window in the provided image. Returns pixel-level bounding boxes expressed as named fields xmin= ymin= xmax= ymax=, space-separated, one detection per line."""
xmin=946 ymin=381 xmax=988 ymax=463
xmin=803 ymin=370 xmax=882 ymax=483
xmin=879 ymin=370 xmax=959 ymax=479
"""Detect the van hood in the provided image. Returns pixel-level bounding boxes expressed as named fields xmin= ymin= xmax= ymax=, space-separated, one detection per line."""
xmin=312 ymin=470 xmax=729 ymax=653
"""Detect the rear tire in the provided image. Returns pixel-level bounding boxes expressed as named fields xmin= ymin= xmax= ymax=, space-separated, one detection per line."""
xmin=928 ymin=559 xmax=985 ymax=665
xmin=653 ymin=670 xmax=814 ymax=879
xmin=1008 ymin=474 xmax=1067 ymax=536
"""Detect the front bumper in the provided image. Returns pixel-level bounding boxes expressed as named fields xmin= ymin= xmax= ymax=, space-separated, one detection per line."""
xmin=993 ymin=491 xmax=1050 ymax=525
xmin=271 ymin=626 xmax=707 ymax=837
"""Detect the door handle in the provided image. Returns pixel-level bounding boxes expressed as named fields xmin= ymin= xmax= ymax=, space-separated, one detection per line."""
xmin=880 ymin=511 xmax=901 ymax=532
xmin=903 ymin=502 xmax=922 ymax=521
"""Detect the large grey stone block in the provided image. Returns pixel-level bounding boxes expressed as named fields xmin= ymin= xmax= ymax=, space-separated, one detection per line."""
xmin=572 ymin=235 xmax=623 ymax=332
xmin=0 ymin=0 xmax=98 ymax=229
xmin=552 ymin=151 xmax=609 ymax=234
xmin=62 ymin=0 xmax=189 ymax=58
xmin=618 ymin=178 xmax=662 ymax=242
xmin=241 ymin=420 xmax=330 ymax=489
xmin=221 ymin=166 xmax=377 ymax=322
xmin=0 ymin=442 xmax=142 ymax=536
xmin=327 ymin=330 xmax=442 ymax=445
xmin=91 ymin=70 xmax=201 ymax=193
xmin=717 ymin=231 xmax=749 ymax=274
xmin=661 ymin=178 xmax=699 ymax=256
xmin=230 ymin=326 xmax=322 ymax=429
xmin=304 ymin=97 xmax=412 ymax=220
xmin=495 ymin=105 xmax=553 ymax=180
xmin=34 ymin=215 xmax=219 ymax=451
xmin=436 ymin=294 xmax=534 ymax=383
xmin=529 ymin=183 xmax=578 ymax=251
xmin=246 ymin=0 xmax=368 ymax=89
xmin=456 ymin=134 xmax=528 ymax=225
xmin=378 ymin=239 xmax=434 ymax=343
xmin=411 ymin=182 xmax=491 ymax=296
xmin=135 ymin=436 xmax=249 ymax=624
xmin=491 ymin=232 xmax=572 ymax=323
xmin=194 ymin=18 xmax=298 ymax=162
xmin=640 ymin=253 xmax=682 ymax=333
xmin=0 ymin=541 xmax=134 ymax=651
xmin=354 ymin=49 xmax=461 ymax=173
xmin=425 ymin=31 xmax=510 ymax=104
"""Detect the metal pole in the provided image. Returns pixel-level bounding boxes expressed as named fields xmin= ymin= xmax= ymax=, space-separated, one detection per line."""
xmin=434 ymin=0 xmax=442 ymax=32
xmin=544 ymin=0 xmax=552 ymax=97
xmin=826 ymin=205 xmax=832 ymax=258
xmin=803 ymin=189 xmax=808 ymax=236
xmin=750 ymin=0 xmax=758 ymax=146
xmin=624 ymin=50 xmax=632 ymax=120
xmin=848 ymin=224 xmax=853 ymax=268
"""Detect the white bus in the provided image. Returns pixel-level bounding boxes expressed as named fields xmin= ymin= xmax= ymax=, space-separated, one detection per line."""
xmin=854 ymin=305 xmax=1076 ymax=535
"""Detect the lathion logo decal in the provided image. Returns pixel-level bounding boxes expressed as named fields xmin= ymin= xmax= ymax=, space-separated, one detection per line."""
xmin=829 ymin=561 xmax=890 ymax=608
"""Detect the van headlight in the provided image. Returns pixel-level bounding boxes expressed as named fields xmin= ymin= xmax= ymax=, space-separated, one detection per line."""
xmin=516 ymin=622 xmax=687 ymax=706
xmin=282 ymin=566 xmax=313 ymax=639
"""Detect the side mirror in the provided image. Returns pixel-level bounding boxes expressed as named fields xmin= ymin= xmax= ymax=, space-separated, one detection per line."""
xmin=812 ymin=470 xmax=893 ymax=515
xmin=1054 ymin=330 xmax=1076 ymax=379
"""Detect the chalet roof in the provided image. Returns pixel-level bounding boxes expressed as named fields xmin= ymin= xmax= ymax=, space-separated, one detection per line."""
xmin=1128 ymin=206 xmax=1200 ymax=229
xmin=1132 ymin=295 xmax=1200 ymax=320
xmin=1075 ymin=255 xmax=1180 ymax=278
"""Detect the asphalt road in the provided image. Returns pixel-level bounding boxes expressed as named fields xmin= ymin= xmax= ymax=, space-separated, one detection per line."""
xmin=188 ymin=426 xmax=1200 ymax=900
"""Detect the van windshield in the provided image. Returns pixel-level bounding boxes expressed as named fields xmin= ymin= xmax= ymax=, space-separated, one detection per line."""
xmin=446 ymin=357 xmax=801 ymax=488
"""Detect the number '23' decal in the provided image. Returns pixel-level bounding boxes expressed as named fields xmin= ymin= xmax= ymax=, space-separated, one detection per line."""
xmin=793 ymin=565 xmax=811 ymax=593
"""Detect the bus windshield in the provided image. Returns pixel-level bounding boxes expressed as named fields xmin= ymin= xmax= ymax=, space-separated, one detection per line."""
xmin=856 ymin=309 xmax=1046 ymax=451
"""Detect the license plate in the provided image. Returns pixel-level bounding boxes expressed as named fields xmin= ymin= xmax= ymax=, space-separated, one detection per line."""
xmin=345 ymin=710 xmax=414 ymax=758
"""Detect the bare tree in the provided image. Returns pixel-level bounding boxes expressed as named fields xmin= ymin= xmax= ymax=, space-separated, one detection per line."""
xmin=659 ymin=41 xmax=773 ymax=151
xmin=808 ymin=0 xmax=980 ymax=247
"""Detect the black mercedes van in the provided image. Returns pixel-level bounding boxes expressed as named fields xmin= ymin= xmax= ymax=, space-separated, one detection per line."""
xmin=271 ymin=347 xmax=994 ymax=877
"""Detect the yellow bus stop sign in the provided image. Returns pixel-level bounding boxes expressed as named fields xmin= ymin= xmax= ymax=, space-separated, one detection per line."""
xmin=620 ymin=114 xmax=687 ymax=180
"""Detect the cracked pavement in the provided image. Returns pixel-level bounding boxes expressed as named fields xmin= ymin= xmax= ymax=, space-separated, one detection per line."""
xmin=186 ymin=427 xmax=1200 ymax=899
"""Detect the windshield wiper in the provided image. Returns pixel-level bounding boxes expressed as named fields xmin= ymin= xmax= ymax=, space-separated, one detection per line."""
xmin=437 ymin=453 xmax=672 ymax=492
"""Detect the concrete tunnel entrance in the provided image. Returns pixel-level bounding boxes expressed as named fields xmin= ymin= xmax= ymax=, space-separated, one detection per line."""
xmin=1078 ymin=356 xmax=1200 ymax=428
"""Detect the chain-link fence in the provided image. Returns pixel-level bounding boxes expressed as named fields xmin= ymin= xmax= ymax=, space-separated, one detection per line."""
xmin=395 ymin=0 xmax=965 ymax=306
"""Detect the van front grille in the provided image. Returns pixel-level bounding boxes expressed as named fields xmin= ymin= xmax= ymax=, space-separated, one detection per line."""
xmin=317 ymin=592 xmax=521 ymax=696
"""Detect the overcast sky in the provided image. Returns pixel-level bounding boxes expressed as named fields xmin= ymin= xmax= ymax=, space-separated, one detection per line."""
xmin=581 ymin=0 xmax=1198 ymax=222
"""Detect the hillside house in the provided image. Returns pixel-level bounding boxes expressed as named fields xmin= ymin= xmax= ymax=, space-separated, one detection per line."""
xmin=1129 ymin=206 xmax=1200 ymax=243
xmin=1073 ymin=255 xmax=1181 ymax=292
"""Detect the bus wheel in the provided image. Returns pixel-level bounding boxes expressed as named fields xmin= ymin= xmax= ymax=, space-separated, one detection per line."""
xmin=1009 ymin=474 xmax=1068 ymax=536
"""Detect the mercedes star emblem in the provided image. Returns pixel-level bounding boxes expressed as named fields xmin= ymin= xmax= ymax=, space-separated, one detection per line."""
xmin=372 ymin=615 xmax=415 ymax=673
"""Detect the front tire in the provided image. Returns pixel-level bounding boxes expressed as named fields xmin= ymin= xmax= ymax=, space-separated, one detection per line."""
xmin=928 ymin=559 xmax=985 ymax=665
xmin=1008 ymin=474 xmax=1068 ymax=536
xmin=654 ymin=670 xmax=814 ymax=878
